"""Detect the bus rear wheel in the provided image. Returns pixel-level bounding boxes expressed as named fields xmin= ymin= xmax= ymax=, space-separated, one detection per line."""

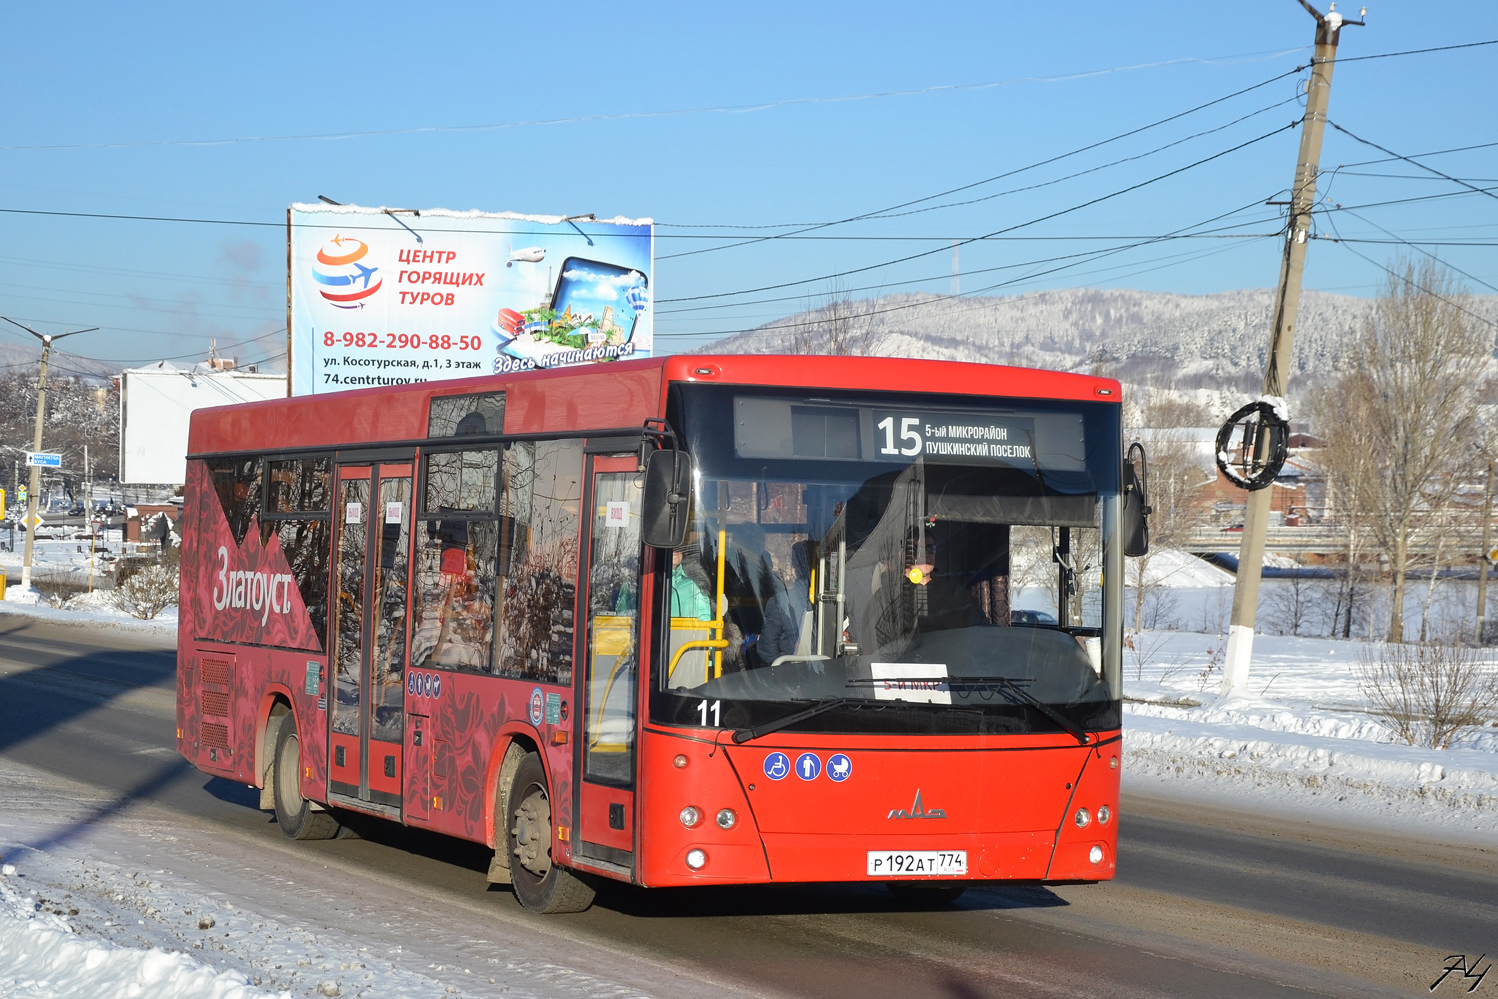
xmin=886 ymin=882 xmax=967 ymax=907
xmin=271 ymin=713 xmax=340 ymax=841
xmin=507 ymin=753 xmax=595 ymax=914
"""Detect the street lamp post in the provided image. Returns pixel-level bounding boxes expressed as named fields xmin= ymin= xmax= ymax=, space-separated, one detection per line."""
xmin=1 ymin=318 xmax=97 ymax=591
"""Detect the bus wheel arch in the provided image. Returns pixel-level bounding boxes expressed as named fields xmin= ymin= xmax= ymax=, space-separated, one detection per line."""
xmin=271 ymin=709 xmax=340 ymax=841
xmin=505 ymin=752 xmax=594 ymax=913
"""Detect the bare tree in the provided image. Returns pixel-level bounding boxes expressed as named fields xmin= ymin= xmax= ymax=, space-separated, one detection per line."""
xmin=1320 ymin=259 xmax=1490 ymax=643
xmin=1123 ymin=387 xmax=1214 ymax=631
xmin=787 ymin=281 xmax=889 ymax=356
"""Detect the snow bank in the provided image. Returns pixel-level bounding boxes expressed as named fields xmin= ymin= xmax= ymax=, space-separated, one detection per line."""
xmin=1122 ymin=631 xmax=1498 ymax=842
xmin=0 ymin=591 xmax=177 ymax=636
xmin=0 ymin=869 xmax=284 ymax=999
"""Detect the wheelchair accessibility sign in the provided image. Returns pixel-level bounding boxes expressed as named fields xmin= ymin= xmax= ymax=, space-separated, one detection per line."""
xmin=763 ymin=752 xmax=791 ymax=780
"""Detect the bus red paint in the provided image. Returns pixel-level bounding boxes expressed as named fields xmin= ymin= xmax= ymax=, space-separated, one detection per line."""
xmin=176 ymin=355 xmax=1137 ymax=912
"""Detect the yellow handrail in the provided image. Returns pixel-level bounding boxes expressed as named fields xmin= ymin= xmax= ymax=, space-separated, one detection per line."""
xmin=664 ymin=529 xmax=731 ymax=685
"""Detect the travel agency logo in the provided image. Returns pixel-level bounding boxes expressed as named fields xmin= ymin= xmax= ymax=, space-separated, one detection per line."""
xmin=312 ymin=233 xmax=382 ymax=309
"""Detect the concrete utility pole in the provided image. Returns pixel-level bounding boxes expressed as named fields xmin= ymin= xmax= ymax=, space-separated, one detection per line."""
xmin=1221 ymin=1 xmax=1363 ymax=693
xmin=1 ymin=318 xmax=97 ymax=591
xmin=1479 ymin=458 xmax=1495 ymax=644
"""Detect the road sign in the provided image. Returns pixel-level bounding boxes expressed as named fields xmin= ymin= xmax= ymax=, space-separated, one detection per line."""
xmin=25 ymin=452 xmax=61 ymax=468
xmin=22 ymin=513 xmax=43 ymax=530
xmin=1486 ymin=546 xmax=1498 ymax=566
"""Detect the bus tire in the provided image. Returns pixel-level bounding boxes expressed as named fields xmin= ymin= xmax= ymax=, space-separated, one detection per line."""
xmin=271 ymin=713 xmax=340 ymax=841
xmin=507 ymin=753 xmax=595 ymax=914
xmin=886 ymin=882 xmax=966 ymax=907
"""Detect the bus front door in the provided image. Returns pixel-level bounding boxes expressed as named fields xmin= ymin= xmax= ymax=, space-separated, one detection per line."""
xmin=575 ymin=454 xmax=644 ymax=875
xmin=330 ymin=461 xmax=413 ymax=815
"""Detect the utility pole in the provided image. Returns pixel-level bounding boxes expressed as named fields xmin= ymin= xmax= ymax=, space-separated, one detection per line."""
xmin=2 ymin=317 xmax=97 ymax=591
xmin=1221 ymin=1 xmax=1363 ymax=693
xmin=1479 ymin=458 xmax=1495 ymax=644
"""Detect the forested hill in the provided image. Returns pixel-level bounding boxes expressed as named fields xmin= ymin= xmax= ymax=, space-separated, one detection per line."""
xmin=708 ymin=287 xmax=1498 ymax=394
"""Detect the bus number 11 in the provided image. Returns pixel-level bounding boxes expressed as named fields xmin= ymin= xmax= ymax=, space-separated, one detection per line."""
xmin=697 ymin=699 xmax=721 ymax=727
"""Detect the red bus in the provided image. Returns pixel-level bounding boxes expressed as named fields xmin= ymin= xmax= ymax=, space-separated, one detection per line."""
xmin=176 ymin=355 xmax=1147 ymax=912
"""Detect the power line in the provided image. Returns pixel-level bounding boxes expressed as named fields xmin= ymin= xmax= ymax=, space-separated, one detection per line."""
xmin=659 ymin=121 xmax=1299 ymax=306
xmin=1325 ymin=209 xmax=1498 ymax=295
xmin=659 ymin=214 xmax=1282 ymax=316
xmin=0 ymin=47 xmax=1311 ymax=153
xmin=658 ymin=71 xmax=1308 ymax=261
xmin=1329 ymin=235 xmax=1498 ymax=332
xmin=1327 ymin=121 xmax=1498 ymax=205
xmin=660 ymin=194 xmax=1280 ymax=338
xmin=1332 ymin=37 xmax=1498 ymax=63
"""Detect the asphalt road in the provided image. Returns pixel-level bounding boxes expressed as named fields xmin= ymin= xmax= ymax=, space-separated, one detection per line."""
xmin=2 ymin=613 xmax=1493 ymax=999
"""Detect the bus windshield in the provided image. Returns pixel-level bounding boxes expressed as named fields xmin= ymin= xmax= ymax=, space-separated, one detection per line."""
xmin=651 ymin=385 xmax=1123 ymax=738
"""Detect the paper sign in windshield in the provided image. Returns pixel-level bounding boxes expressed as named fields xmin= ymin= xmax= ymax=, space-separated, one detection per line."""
xmin=870 ymin=662 xmax=952 ymax=705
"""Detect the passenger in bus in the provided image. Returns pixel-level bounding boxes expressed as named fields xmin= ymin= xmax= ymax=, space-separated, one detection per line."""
xmin=758 ymin=540 xmax=814 ymax=667
xmin=670 ymin=548 xmax=713 ymax=621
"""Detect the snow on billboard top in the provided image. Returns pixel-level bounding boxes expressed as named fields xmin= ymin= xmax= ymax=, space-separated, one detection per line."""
xmin=288 ymin=204 xmax=654 ymax=396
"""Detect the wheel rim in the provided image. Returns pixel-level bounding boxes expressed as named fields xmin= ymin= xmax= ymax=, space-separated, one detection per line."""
xmin=511 ymin=784 xmax=552 ymax=878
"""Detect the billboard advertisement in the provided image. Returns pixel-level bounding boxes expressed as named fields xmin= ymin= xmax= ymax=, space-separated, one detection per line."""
xmin=288 ymin=204 xmax=653 ymax=396
xmin=121 ymin=367 xmax=288 ymax=483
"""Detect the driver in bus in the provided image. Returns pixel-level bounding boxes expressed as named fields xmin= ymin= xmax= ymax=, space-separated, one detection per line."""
xmin=906 ymin=528 xmax=987 ymax=632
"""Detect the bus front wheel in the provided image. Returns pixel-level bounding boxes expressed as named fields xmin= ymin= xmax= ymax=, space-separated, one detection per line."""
xmin=271 ymin=714 xmax=341 ymax=841
xmin=507 ymin=753 xmax=595 ymax=914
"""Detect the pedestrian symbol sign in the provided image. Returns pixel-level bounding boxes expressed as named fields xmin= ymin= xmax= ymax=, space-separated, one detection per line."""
xmin=795 ymin=753 xmax=821 ymax=781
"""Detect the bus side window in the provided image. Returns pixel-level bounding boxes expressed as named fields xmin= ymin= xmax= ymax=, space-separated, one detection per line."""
xmin=410 ymin=449 xmax=499 ymax=672
xmin=497 ymin=440 xmax=583 ymax=686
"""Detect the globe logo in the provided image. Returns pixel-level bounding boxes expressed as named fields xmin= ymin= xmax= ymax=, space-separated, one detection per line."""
xmin=312 ymin=234 xmax=381 ymax=309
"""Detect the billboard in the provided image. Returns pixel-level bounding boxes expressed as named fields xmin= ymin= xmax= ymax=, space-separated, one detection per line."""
xmin=121 ymin=367 xmax=288 ymax=484
xmin=288 ymin=204 xmax=653 ymax=396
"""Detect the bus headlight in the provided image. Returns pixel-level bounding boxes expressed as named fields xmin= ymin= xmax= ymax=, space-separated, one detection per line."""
xmin=716 ymin=808 xmax=737 ymax=829
xmin=1089 ymin=845 xmax=1104 ymax=865
xmin=686 ymin=849 xmax=707 ymax=870
xmin=1097 ymin=805 xmax=1111 ymax=825
xmin=680 ymin=806 xmax=702 ymax=828
xmin=1074 ymin=807 xmax=1091 ymax=828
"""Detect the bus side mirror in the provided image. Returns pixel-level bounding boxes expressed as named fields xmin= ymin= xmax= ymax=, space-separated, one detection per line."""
xmin=1123 ymin=442 xmax=1151 ymax=558
xmin=641 ymin=449 xmax=692 ymax=549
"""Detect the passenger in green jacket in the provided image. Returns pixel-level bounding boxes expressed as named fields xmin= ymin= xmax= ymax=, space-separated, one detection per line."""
xmin=671 ymin=549 xmax=714 ymax=621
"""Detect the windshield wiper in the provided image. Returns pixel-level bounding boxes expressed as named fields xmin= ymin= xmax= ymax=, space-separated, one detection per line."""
xmin=848 ymin=675 xmax=1093 ymax=745
xmin=961 ymin=676 xmax=1091 ymax=745
xmin=731 ymin=697 xmax=862 ymax=744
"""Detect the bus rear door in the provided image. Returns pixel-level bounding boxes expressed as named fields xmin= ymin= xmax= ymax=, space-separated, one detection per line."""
xmin=329 ymin=460 xmax=413 ymax=815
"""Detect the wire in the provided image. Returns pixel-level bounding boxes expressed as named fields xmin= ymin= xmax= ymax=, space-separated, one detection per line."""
xmin=660 ymin=194 xmax=1280 ymax=338
xmin=0 ymin=47 xmax=1311 ymax=153
xmin=1327 ymin=122 xmax=1498 ymax=205
xmin=658 ymin=73 xmax=1307 ymax=260
xmin=660 ymin=122 xmax=1299 ymax=305
xmin=1325 ymin=217 xmax=1498 ymax=333
xmin=1324 ymin=209 xmax=1498 ymax=295
xmin=659 ymin=215 xmax=1282 ymax=317
xmin=1333 ymin=38 xmax=1498 ymax=64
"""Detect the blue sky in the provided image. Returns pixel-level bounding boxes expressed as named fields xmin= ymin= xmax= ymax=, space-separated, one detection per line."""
xmin=0 ymin=1 xmax=1494 ymax=372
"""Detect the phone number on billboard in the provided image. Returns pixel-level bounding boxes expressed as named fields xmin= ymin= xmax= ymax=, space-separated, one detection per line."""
xmin=321 ymin=331 xmax=483 ymax=351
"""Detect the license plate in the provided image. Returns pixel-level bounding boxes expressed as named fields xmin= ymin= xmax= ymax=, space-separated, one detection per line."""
xmin=866 ymin=850 xmax=967 ymax=877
